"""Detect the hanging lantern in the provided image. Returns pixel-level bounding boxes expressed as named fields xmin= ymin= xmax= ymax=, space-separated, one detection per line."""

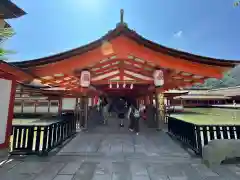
xmin=153 ymin=69 xmax=164 ymax=87
xmin=80 ymin=70 xmax=91 ymax=87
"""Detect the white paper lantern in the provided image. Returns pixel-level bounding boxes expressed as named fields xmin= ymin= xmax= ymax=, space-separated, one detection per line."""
xmin=80 ymin=70 xmax=91 ymax=87
xmin=153 ymin=69 xmax=164 ymax=87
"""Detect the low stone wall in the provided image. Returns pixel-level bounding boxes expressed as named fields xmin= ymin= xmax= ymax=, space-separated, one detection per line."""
xmin=203 ymin=139 xmax=240 ymax=167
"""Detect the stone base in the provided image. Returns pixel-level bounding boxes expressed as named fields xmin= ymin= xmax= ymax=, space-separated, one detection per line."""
xmin=203 ymin=139 xmax=240 ymax=167
xmin=0 ymin=148 xmax=9 ymax=159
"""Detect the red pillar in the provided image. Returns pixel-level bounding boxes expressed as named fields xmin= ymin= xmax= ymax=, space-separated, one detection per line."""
xmin=145 ymin=95 xmax=149 ymax=105
xmin=149 ymin=94 xmax=153 ymax=105
xmin=93 ymin=96 xmax=98 ymax=105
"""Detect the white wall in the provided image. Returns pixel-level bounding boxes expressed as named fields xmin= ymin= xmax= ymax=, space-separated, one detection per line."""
xmin=88 ymin=98 xmax=92 ymax=106
xmin=0 ymin=79 xmax=12 ymax=144
xmin=49 ymin=100 xmax=59 ymax=113
xmin=62 ymin=98 xmax=76 ymax=110
xmin=14 ymin=105 xmax=22 ymax=113
xmin=14 ymin=100 xmax=60 ymax=114
xmin=22 ymin=102 xmax=35 ymax=113
xmin=35 ymin=100 xmax=48 ymax=113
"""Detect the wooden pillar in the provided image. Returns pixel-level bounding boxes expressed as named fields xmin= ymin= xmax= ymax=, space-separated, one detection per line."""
xmin=79 ymin=96 xmax=89 ymax=130
xmin=84 ymin=96 xmax=89 ymax=129
xmin=79 ymin=97 xmax=84 ymax=128
xmin=144 ymin=92 xmax=156 ymax=128
xmin=47 ymin=100 xmax=50 ymax=113
xmin=145 ymin=95 xmax=148 ymax=105
xmin=145 ymin=95 xmax=149 ymax=105
xmin=149 ymin=95 xmax=153 ymax=105
xmin=34 ymin=101 xmax=37 ymax=113
xmin=155 ymin=89 xmax=165 ymax=130
xmin=154 ymin=91 xmax=160 ymax=130
xmin=137 ymin=98 xmax=140 ymax=107
xmin=58 ymin=98 xmax=62 ymax=114
xmin=158 ymin=93 xmax=165 ymax=123
xmin=142 ymin=96 xmax=145 ymax=106
xmin=21 ymin=100 xmax=24 ymax=114
xmin=141 ymin=97 xmax=143 ymax=106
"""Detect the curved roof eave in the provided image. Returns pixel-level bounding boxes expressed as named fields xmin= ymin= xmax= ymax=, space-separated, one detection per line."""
xmin=0 ymin=1 xmax=27 ymax=19
xmin=11 ymin=25 xmax=240 ymax=68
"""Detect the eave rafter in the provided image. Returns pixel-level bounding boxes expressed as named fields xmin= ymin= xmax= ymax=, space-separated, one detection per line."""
xmin=90 ymin=58 xmax=119 ymax=72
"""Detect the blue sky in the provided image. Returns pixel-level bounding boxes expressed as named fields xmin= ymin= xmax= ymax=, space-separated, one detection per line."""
xmin=5 ymin=0 xmax=240 ymax=61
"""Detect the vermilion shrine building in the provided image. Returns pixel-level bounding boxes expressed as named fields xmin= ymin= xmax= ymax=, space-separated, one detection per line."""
xmin=0 ymin=7 xmax=239 ymax=149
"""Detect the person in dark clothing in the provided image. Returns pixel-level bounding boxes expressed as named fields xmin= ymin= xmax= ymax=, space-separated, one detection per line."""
xmin=128 ymin=99 xmax=140 ymax=135
xmin=102 ymin=97 xmax=109 ymax=124
xmin=116 ymin=97 xmax=126 ymax=127
xmin=111 ymin=97 xmax=126 ymax=127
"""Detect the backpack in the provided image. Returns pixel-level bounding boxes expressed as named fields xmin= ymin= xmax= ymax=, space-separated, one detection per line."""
xmin=133 ymin=109 xmax=140 ymax=118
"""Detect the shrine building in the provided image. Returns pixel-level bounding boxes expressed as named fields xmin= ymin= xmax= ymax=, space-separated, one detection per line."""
xmin=0 ymin=6 xmax=239 ymax=153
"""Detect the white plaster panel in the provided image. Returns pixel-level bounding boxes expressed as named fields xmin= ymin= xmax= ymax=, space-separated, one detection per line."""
xmin=0 ymin=79 xmax=12 ymax=144
xmin=62 ymin=98 xmax=76 ymax=110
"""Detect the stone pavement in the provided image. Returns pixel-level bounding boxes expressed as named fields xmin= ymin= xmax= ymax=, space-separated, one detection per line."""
xmin=0 ymin=117 xmax=240 ymax=180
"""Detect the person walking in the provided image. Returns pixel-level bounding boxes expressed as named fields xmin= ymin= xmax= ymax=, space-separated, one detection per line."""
xmin=128 ymin=101 xmax=140 ymax=135
xmin=115 ymin=97 xmax=126 ymax=127
xmin=102 ymin=97 xmax=109 ymax=125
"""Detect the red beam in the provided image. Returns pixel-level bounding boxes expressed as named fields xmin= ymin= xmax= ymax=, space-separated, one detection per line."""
xmin=124 ymin=59 xmax=154 ymax=71
xmin=90 ymin=59 xmax=119 ymax=70
xmin=92 ymin=79 xmax=151 ymax=85
xmin=92 ymin=66 xmax=119 ymax=76
xmin=123 ymin=65 xmax=153 ymax=77
xmin=92 ymin=72 xmax=120 ymax=82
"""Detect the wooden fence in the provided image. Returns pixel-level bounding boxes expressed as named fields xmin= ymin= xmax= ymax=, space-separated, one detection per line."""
xmin=10 ymin=111 xmax=76 ymax=155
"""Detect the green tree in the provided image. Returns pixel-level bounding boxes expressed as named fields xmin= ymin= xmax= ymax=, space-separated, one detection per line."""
xmin=0 ymin=27 xmax=15 ymax=60
xmin=194 ymin=71 xmax=238 ymax=89
xmin=234 ymin=1 xmax=240 ymax=6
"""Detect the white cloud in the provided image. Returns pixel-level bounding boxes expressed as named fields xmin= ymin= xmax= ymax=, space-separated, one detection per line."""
xmin=173 ymin=30 xmax=183 ymax=38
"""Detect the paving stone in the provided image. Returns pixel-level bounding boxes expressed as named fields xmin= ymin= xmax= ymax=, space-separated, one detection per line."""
xmin=0 ymin=159 xmax=22 ymax=173
xmin=112 ymin=162 xmax=131 ymax=180
xmin=59 ymin=162 xmax=82 ymax=175
xmin=174 ymin=163 xmax=202 ymax=180
xmin=132 ymin=176 xmax=151 ymax=180
xmin=92 ymin=174 xmax=111 ymax=180
xmin=168 ymin=177 xmax=188 ymax=180
xmin=95 ymin=161 xmax=112 ymax=175
xmin=226 ymin=164 xmax=240 ymax=176
xmin=9 ymin=161 xmax=49 ymax=174
xmin=73 ymin=162 xmax=97 ymax=180
xmin=34 ymin=163 xmax=65 ymax=180
xmin=53 ymin=175 xmax=74 ymax=180
xmin=130 ymin=163 xmax=148 ymax=176
xmin=2 ymin=172 xmax=36 ymax=180
xmin=191 ymin=163 xmax=219 ymax=177
xmin=211 ymin=166 xmax=240 ymax=180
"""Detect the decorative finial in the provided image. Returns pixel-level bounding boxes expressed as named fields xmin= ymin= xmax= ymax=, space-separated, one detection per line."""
xmin=116 ymin=9 xmax=128 ymax=27
xmin=120 ymin=9 xmax=124 ymax=24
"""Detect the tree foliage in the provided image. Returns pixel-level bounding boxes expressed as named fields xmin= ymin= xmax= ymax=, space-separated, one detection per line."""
xmin=0 ymin=28 xmax=15 ymax=60
xmin=234 ymin=1 xmax=240 ymax=6
xmin=194 ymin=69 xmax=239 ymax=89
